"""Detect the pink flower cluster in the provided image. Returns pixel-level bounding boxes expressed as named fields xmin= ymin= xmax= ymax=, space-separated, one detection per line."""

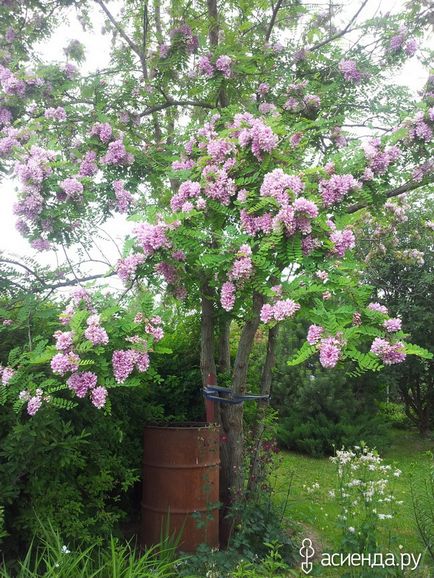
xmin=370 ymin=338 xmax=406 ymax=365
xmin=362 ymin=139 xmax=400 ymax=178
xmin=59 ymin=177 xmax=83 ymax=200
xmin=319 ymin=336 xmax=342 ymax=368
xmin=408 ymin=111 xmax=433 ymax=142
xmin=383 ymin=318 xmax=402 ymax=332
xmin=44 ymin=107 xmax=66 ymax=121
xmin=0 ymin=64 xmax=26 ymax=96
xmin=338 ymin=60 xmax=362 ymax=83
xmin=220 ymin=281 xmax=236 ymax=311
xmin=51 ymin=351 xmax=80 ymax=376
xmin=307 ymin=324 xmax=324 ymax=345
xmin=260 ymin=299 xmax=300 ymax=323
xmin=133 ymin=222 xmax=171 ymax=256
xmin=19 ymin=388 xmax=45 ymax=416
xmin=54 ymin=330 xmax=74 ymax=352
xmin=368 ymin=302 xmax=388 ymax=315
xmin=197 ymin=55 xmax=214 ymax=77
xmin=79 ymin=151 xmax=98 ymax=177
xmin=260 ymin=168 xmax=304 ymax=204
xmin=90 ymin=122 xmax=113 ymax=143
xmin=215 ymin=55 xmax=232 ymax=78
xmin=171 ymin=180 xmax=201 ymax=211
xmin=112 ymin=349 xmax=150 ymax=383
xmin=116 ymin=254 xmax=145 ymax=283
xmin=66 ymin=371 xmax=107 ymax=408
xmin=84 ymin=314 xmax=109 ymax=346
xmin=202 ymin=164 xmax=236 ymax=206
xmin=145 ymin=316 xmax=164 ymax=342
xmin=330 ymin=229 xmax=356 ymax=257
xmin=113 ymin=180 xmax=133 ymax=213
xmin=0 ymin=365 xmax=15 ymax=385
xmin=229 ymin=244 xmax=253 ymax=282
xmin=319 ymin=174 xmax=360 ymax=207
xmin=232 ymin=113 xmax=278 ymax=160
xmin=101 ymin=139 xmax=134 ymax=165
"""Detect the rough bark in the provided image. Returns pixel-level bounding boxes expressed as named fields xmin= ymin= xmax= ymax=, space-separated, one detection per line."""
xmin=218 ymin=317 xmax=231 ymax=374
xmin=207 ymin=0 xmax=219 ymax=47
xmin=219 ymin=293 xmax=264 ymax=544
xmin=247 ymin=324 xmax=279 ymax=495
xmin=200 ymin=281 xmax=217 ymax=387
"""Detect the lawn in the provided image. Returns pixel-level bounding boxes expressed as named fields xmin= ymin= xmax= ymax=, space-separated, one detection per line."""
xmin=273 ymin=429 xmax=434 ymax=576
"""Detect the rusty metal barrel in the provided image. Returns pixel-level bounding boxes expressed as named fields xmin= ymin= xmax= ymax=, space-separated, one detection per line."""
xmin=141 ymin=423 xmax=220 ymax=552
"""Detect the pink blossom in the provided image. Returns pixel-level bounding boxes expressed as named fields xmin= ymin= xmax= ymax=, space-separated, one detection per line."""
xmin=404 ymin=39 xmax=417 ymax=56
xmin=116 ymin=254 xmax=145 ymax=283
xmin=133 ymin=223 xmax=170 ymax=255
xmin=51 ymin=352 xmax=80 ymax=375
xmin=79 ymin=151 xmax=98 ymax=176
xmin=27 ymin=395 xmax=42 ymax=416
xmin=319 ymin=341 xmax=340 ymax=368
xmin=1 ymin=366 xmax=15 ymax=385
xmin=258 ymin=83 xmax=269 ymax=95
xmin=368 ymin=302 xmax=388 ymax=315
xmin=44 ymin=107 xmax=66 ymax=121
xmin=233 ymin=113 xmax=278 ymax=159
xmin=197 ymin=55 xmax=214 ymax=77
xmin=307 ymin=324 xmax=323 ymax=345
xmin=290 ymin=132 xmax=303 ymax=147
xmin=101 ymin=139 xmax=134 ymax=165
xmin=113 ymin=180 xmax=133 ymax=213
xmin=90 ymin=122 xmax=113 ymax=143
xmin=371 ymin=338 xmax=406 ymax=365
xmin=112 ymin=350 xmax=137 ymax=383
xmin=319 ymin=174 xmax=360 ymax=206
xmin=91 ymin=386 xmax=108 ymax=408
xmin=330 ymin=229 xmax=356 ymax=257
xmin=221 ymin=281 xmax=236 ymax=311
xmin=338 ymin=60 xmax=362 ymax=82
xmin=384 ymin=318 xmax=402 ymax=332
xmin=54 ymin=330 xmax=74 ymax=352
xmin=59 ymin=177 xmax=83 ymax=200
xmin=260 ymin=300 xmax=300 ymax=323
xmin=67 ymin=371 xmax=97 ymax=398
xmin=2 ymin=319 xmax=12 ymax=326
xmin=215 ymin=55 xmax=232 ymax=78
xmin=84 ymin=323 xmax=109 ymax=345
xmin=260 ymin=168 xmax=304 ymax=205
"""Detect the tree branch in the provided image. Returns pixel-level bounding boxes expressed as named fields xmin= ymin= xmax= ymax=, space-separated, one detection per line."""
xmin=139 ymin=98 xmax=214 ymax=117
xmin=265 ymin=0 xmax=284 ymax=42
xmin=299 ymin=0 xmax=369 ymax=58
xmin=95 ymin=0 xmax=148 ymax=77
xmin=347 ymin=178 xmax=434 ymax=214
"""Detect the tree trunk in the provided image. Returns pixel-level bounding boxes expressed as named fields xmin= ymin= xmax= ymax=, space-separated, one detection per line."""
xmin=200 ymin=281 xmax=217 ymax=387
xmin=247 ymin=324 xmax=279 ymax=495
xmin=219 ymin=293 xmax=263 ymax=543
xmin=218 ymin=317 xmax=231 ymax=374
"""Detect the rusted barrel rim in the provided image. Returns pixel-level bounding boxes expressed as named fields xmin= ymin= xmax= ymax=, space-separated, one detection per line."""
xmin=144 ymin=422 xmax=218 ymax=430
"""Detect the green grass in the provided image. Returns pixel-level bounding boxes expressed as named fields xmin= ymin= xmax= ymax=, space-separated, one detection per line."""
xmin=272 ymin=429 xmax=434 ymax=575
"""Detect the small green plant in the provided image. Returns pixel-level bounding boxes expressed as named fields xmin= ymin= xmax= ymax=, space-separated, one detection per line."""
xmin=0 ymin=521 xmax=184 ymax=578
xmin=411 ymin=455 xmax=434 ymax=565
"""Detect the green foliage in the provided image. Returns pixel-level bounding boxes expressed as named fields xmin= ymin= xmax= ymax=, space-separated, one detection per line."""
xmin=0 ymin=521 xmax=183 ymax=578
xmin=411 ymin=457 xmax=434 ymax=564
xmin=273 ymin=321 xmax=391 ymax=457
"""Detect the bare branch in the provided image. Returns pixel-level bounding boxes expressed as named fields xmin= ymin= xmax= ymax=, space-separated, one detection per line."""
xmin=139 ymin=98 xmax=214 ymax=117
xmin=95 ymin=0 xmax=148 ymax=77
xmin=265 ymin=0 xmax=284 ymax=42
xmin=298 ymin=0 xmax=369 ymax=59
xmin=347 ymin=178 xmax=434 ymax=214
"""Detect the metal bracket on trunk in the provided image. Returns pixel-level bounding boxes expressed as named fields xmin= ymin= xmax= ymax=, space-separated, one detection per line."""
xmin=203 ymin=384 xmax=270 ymax=404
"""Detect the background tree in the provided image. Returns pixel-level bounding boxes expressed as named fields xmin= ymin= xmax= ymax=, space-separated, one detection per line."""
xmin=359 ymin=192 xmax=434 ymax=435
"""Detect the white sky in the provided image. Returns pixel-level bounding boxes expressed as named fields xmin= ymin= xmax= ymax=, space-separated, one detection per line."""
xmin=0 ymin=0 xmax=431 ymax=281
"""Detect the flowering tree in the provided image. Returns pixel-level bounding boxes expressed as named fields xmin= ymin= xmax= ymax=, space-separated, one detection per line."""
xmin=0 ymin=0 xmax=433 ymax=525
